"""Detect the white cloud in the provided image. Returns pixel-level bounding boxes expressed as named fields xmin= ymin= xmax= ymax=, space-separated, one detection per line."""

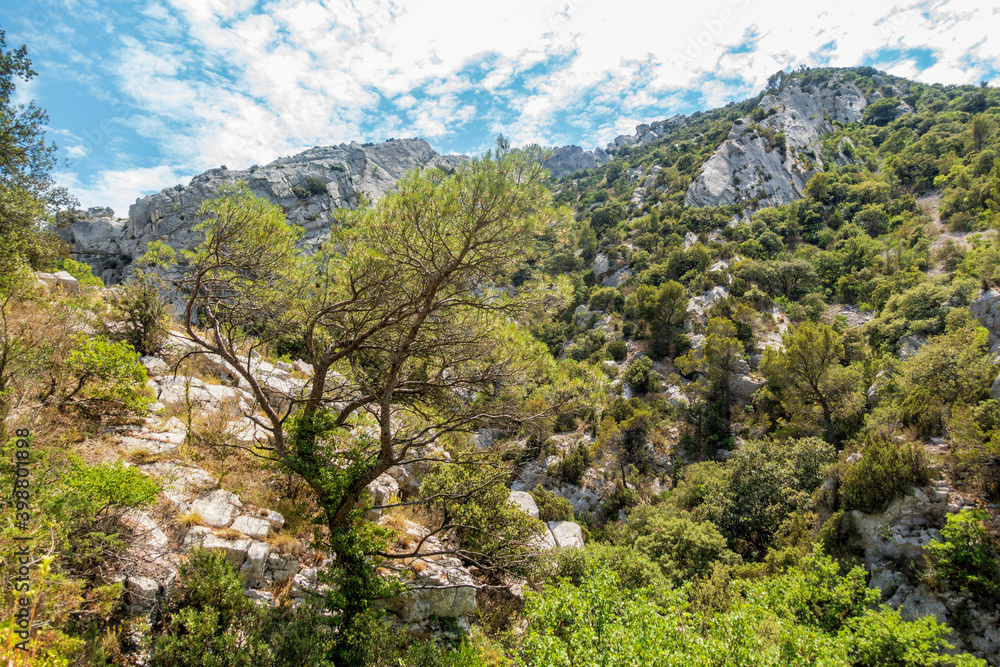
xmin=11 ymin=76 xmax=39 ymax=108
xmin=59 ymin=164 xmax=193 ymax=218
xmin=42 ymin=0 xmax=1000 ymax=208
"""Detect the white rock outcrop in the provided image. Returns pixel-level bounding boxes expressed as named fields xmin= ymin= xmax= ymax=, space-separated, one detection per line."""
xmin=509 ymin=490 xmax=540 ymax=519
xmin=58 ymin=140 xmax=467 ymax=286
xmin=685 ymin=78 xmax=875 ymax=210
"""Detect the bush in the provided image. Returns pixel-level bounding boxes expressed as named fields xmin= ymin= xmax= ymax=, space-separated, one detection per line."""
xmin=601 ymin=483 xmax=638 ymax=515
xmin=150 ymin=549 xmax=335 ymax=666
xmin=543 ymin=542 xmax=668 ymax=591
xmin=840 ymin=438 xmax=930 ymax=513
xmin=304 ymin=176 xmax=329 ymax=196
xmin=628 ymin=506 xmax=741 ymax=585
xmin=607 ymin=340 xmax=628 ymax=362
xmin=925 ymin=509 xmax=1000 ymax=600
xmin=61 ymin=258 xmax=104 ymax=287
xmin=550 ymin=444 xmax=590 ymax=486
xmin=624 ymin=356 xmax=659 ymax=394
xmin=64 ymin=335 xmax=151 ymax=416
xmin=105 ymin=274 xmax=170 ymax=356
xmin=531 ymin=485 xmax=574 ymax=522
xmin=64 ymin=459 xmax=161 ymax=512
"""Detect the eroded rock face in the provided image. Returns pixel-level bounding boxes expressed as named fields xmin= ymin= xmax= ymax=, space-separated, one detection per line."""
xmin=543 ymin=145 xmax=612 ymax=179
xmin=857 ymin=477 xmax=1000 ymax=661
xmin=59 ymin=139 xmax=467 ymax=285
xmin=685 ymin=78 xmax=875 ymax=210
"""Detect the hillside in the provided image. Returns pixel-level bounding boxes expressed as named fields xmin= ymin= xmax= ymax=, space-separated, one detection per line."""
xmin=6 ymin=64 xmax=1000 ymax=666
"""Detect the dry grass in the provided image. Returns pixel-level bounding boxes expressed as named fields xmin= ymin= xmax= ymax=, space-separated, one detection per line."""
xmin=178 ymin=512 xmax=203 ymax=528
xmin=304 ymin=550 xmax=326 ymax=566
xmin=268 ymin=533 xmax=306 ymax=556
xmin=213 ymin=528 xmax=243 ymax=540
xmin=162 ymin=350 xmax=227 ymax=386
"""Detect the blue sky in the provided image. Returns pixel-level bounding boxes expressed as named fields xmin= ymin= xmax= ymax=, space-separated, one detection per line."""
xmin=2 ymin=0 xmax=999 ymax=216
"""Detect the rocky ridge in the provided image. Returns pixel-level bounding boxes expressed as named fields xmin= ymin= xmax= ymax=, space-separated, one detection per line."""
xmin=59 ymin=139 xmax=467 ymax=285
xmin=684 ymin=75 xmax=904 ymax=209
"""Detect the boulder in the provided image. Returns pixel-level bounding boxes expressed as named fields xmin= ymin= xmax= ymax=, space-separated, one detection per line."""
xmin=367 ymin=473 xmax=399 ymax=509
xmin=544 ymin=521 xmax=585 ymax=548
xmin=265 ymin=553 xmax=300 ymax=585
xmin=970 ymin=288 xmax=1000 ymax=336
xmin=592 ymin=253 xmax=610 ymax=278
xmin=240 ymin=540 xmax=271 ymax=586
xmin=181 ymin=526 xmax=211 ymax=550
xmin=190 ymin=489 xmax=241 ymax=528
xmin=140 ymin=356 xmax=169 ymax=377
xmin=290 ymin=568 xmax=319 ymax=598
xmin=139 ymin=461 xmax=218 ymax=511
xmin=125 ymin=576 xmax=161 ymax=612
xmin=202 ymin=534 xmax=252 ymax=567
xmin=227 ymin=417 xmax=270 ymax=445
xmin=231 ymin=515 xmax=271 ymax=539
xmin=897 ymin=334 xmax=928 ymax=359
xmin=259 ymin=508 xmax=285 ymax=530
xmin=602 ymin=268 xmax=633 ymax=288
xmin=685 ymin=286 xmax=730 ymax=330
xmin=509 ymin=490 xmax=540 ymax=519
xmin=119 ymin=427 xmax=186 ymax=456
xmin=729 ymin=373 xmax=764 ymax=403
xmin=35 ymin=270 xmax=80 ymax=294
xmin=120 ymin=510 xmax=171 ymax=558
xmin=246 ymin=589 xmax=277 ymax=606
xmin=384 ymin=558 xmax=478 ymax=621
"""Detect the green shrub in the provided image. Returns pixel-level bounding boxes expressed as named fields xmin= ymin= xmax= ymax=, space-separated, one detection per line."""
xmin=105 ymin=274 xmax=170 ymax=356
xmin=817 ymin=510 xmax=864 ymax=561
xmin=627 ymin=506 xmax=741 ymax=585
xmin=607 ymin=340 xmax=628 ymax=362
xmin=151 ymin=549 xmax=336 ymax=666
xmin=543 ymin=542 xmax=668 ymax=591
xmin=304 ymin=176 xmax=329 ymax=196
xmin=531 ymin=485 xmax=574 ymax=522
xmin=601 ymin=483 xmax=638 ymax=515
xmin=845 ymin=606 xmax=984 ymax=667
xmin=925 ymin=509 xmax=1000 ymax=600
xmin=550 ymin=444 xmax=590 ymax=486
xmin=840 ymin=438 xmax=930 ymax=513
xmin=623 ymin=356 xmax=659 ymax=394
xmin=65 ymin=335 xmax=151 ymax=416
xmin=64 ymin=459 xmax=161 ymax=512
xmin=520 ymin=555 xmax=986 ymax=666
xmin=61 ymin=257 xmax=104 ymax=287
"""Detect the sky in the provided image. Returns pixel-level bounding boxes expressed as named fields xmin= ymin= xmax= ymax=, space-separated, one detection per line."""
xmin=2 ymin=0 xmax=999 ymax=217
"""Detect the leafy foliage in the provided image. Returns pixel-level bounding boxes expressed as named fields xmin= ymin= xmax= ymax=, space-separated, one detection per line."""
xmin=925 ymin=510 xmax=1000 ymax=600
xmin=840 ymin=438 xmax=930 ymax=513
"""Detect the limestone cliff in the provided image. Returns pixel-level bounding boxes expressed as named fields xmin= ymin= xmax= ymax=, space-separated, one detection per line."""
xmin=685 ymin=77 xmax=881 ymax=209
xmin=59 ymin=138 xmax=466 ymax=284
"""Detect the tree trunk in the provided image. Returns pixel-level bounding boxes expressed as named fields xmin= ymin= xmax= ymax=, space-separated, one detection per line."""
xmin=819 ymin=396 xmax=835 ymax=446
